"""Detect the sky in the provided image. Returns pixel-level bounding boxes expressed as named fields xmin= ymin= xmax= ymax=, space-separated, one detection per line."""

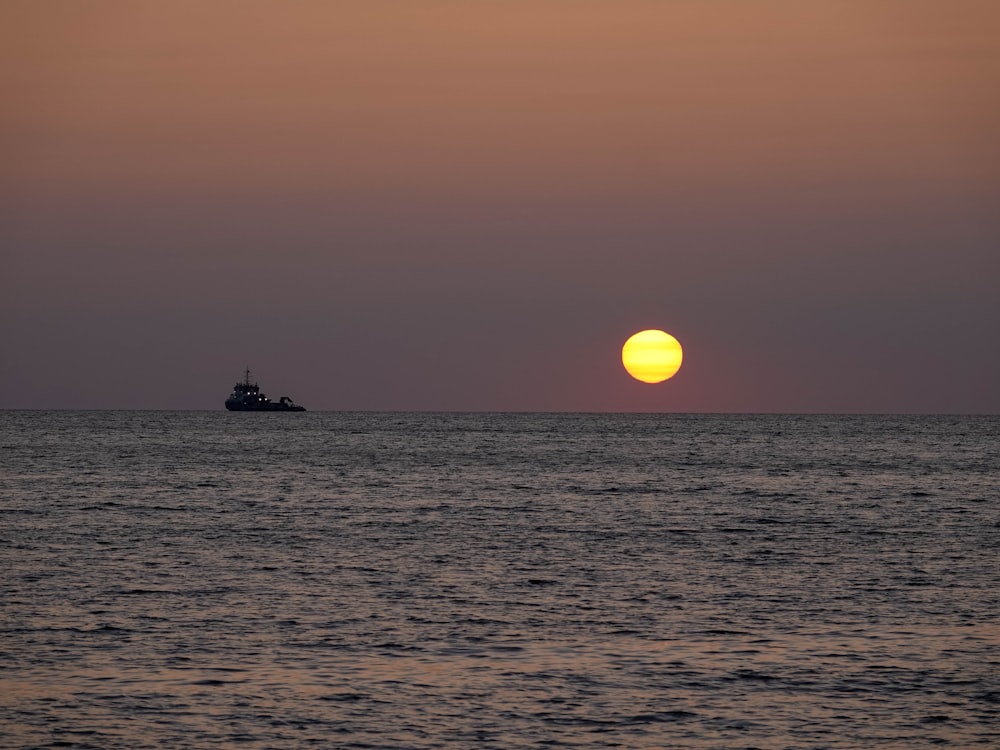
xmin=2 ymin=0 xmax=998 ymax=412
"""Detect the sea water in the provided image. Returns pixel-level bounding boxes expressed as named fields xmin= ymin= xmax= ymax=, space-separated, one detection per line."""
xmin=1 ymin=411 xmax=998 ymax=748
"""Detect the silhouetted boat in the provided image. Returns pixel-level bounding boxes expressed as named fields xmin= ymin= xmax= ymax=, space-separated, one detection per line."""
xmin=225 ymin=368 xmax=306 ymax=411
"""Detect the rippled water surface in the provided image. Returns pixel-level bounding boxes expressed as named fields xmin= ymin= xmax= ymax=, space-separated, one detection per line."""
xmin=2 ymin=412 xmax=998 ymax=748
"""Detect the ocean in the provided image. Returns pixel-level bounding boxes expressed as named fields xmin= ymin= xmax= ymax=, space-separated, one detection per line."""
xmin=1 ymin=411 xmax=998 ymax=748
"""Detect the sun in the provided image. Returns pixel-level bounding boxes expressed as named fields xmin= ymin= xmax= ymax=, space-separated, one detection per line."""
xmin=622 ymin=329 xmax=683 ymax=383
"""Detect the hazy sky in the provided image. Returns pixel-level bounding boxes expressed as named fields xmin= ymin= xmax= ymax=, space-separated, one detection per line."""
xmin=2 ymin=1 xmax=998 ymax=411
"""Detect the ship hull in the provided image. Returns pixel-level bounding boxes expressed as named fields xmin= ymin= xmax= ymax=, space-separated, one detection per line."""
xmin=225 ymin=400 xmax=306 ymax=412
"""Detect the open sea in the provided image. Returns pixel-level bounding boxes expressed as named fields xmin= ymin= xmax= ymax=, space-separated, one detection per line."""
xmin=1 ymin=411 xmax=998 ymax=749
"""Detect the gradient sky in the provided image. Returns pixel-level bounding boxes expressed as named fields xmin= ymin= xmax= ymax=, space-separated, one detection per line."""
xmin=2 ymin=1 xmax=998 ymax=411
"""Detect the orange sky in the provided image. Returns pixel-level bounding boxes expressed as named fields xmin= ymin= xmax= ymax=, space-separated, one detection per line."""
xmin=2 ymin=1 xmax=998 ymax=410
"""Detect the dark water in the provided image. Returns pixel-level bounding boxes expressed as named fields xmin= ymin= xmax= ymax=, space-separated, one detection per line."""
xmin=1 ymin=411 xmax=998 ymax=748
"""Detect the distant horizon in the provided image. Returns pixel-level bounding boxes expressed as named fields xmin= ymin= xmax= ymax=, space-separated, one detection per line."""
xmin=3 ymin=408 xmax=997 ymax=416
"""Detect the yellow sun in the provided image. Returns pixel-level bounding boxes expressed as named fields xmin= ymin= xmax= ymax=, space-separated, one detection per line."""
xmin=622 ymin=329 xmax=683 ymax=383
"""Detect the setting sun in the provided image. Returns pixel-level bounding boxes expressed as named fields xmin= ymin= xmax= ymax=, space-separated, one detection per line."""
xmin=622 ymin=329 xmax=683 ymax=383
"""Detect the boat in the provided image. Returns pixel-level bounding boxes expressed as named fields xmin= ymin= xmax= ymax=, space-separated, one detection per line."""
xmin=225 ymin=368 xmax=306 ymax=411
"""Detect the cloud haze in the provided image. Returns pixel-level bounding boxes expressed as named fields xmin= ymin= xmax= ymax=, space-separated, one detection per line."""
xmin=2 ymin=1 xmax=998 ymax=411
